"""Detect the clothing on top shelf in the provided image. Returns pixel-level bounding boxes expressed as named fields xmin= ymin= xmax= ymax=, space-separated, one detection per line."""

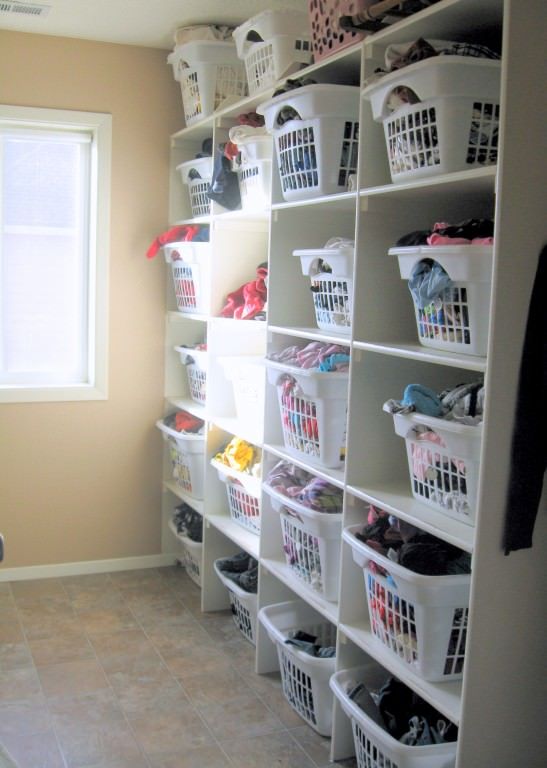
xmin=266 ymin=460 xmax=343 ymax=513
xmin=220 ymin=263 xmax=267 ymax=320
xmin=164 ymin=410 xmax=205 ymax=434
xmin=285 ymin=630 xmax=336 ymax=658
xmin=146 ymin=224 xmax=210 ymax=260
xmin=347 ymin=675 xmax=458 ymax=745
xmin=214 ymin=437 xmax=261 ymax=476
xmin=339 ymin=1 xmax=441 ymax=34
xmin=384 ymin=380 xmax=485 ymax=425
xmin=173 ymin=503 xmax=203 ymax=542
xmin=355 ymin=505 xmax=471 ymax=576
xmin=395 ymin=218 xmax=494 ymax=247
xmin=216 ymin=552 xmax=258 ymax=593
xmin=267 ymin=341 xmax=350 ymax=371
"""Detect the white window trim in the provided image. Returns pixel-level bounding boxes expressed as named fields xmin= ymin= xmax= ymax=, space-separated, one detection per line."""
xmin=0 ymin=105 xmax=111 ymax=403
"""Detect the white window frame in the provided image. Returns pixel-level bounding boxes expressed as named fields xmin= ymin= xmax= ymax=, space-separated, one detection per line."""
xmin=0 ymin=105 xmax=111 ymax=403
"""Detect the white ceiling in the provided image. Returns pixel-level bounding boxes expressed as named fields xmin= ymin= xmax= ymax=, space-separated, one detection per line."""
xmin=0 ymin=0 xmax=306 ymax=50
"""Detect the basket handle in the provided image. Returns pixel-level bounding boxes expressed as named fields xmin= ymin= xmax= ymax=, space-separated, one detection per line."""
xmin=272 ymin=105 xmax=303 ymax=129
xmin=379 ymin=84 xmax=421 ymax=120
xmin=240 ymin=28 xmax=264 ymax=57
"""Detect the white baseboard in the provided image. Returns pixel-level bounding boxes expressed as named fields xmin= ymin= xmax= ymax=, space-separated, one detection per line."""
xmin=0 ymin=552 xmax=178 ymax=582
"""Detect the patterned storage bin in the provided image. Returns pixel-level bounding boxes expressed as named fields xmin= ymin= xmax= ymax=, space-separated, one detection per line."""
xmin=363 ymin=57 xmax=501 ymax=182
xmin=258 ymin=84 xmax=360 ymax=201
xmin=308 ymin=0 xmax=371 ymax=62
xmin=259 ymin=600 xmax=337 ymax=736
xmin=344 ymin=525 xmax=470 ymax=681
xmin=233 ymin=9 xmax=312 ymax=94
xmin=392 ymin=245 xmax=493 ymax=356
xmin=213 ymin=559 xmax=258 ymax=644
xmin=168 ymin=40 xmax=247 ymax=126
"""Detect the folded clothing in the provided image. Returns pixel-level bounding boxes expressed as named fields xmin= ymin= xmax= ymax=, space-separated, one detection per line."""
xmin=395 ymin=218 xmax=494 ymax=247
xmin=173 ymin=503 xmax=203 ymax=542
xmin=216 ymin=551 xmax=258 ymax=593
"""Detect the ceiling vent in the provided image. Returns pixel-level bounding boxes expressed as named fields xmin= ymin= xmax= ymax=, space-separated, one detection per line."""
xmin=0 ymin=1 xmax=51 ymax=16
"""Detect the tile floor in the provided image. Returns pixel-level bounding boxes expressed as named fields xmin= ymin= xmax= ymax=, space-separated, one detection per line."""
xmin=0 ymin=566 xmax=357 ymax=768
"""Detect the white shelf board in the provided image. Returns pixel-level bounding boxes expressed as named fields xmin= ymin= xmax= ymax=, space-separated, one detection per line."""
xmin=263 ymin=444 xmax=346 ymax=490
xmin=163 ymin=481 xmax=204 ymax=515
xmin=171 ymin=214 xmax=211 ymax=227
xmin=346 ymin=482 xmax=475 ymax=553
xmin=360 ymin=166 xmax=496 ymax=202
xmin=213 ymin=208 xmax=270 ymax=224
xmin=211 ymin=415 xmax=264 ymax=447
xmin=272 ymin=190 xmax=357 ymax=213
xmin=261 ymin=557 xmax=339 ymax=625
xmin=352 ymin=340 xmax=487 ymax=373
xmin=364 ymin=0 xmax=503 ymax=47
xmin=166 ymin=396 xmax=207 ymax=420
xmin=339 ymin=620 xmax=462 ymax=725
xmin=268 ymin=325 xmax=353 ymax=347
xmin=167 ymin=310 xmax=208 ymax=323
xmin=206 ymin=514 xmax=260 ymax=560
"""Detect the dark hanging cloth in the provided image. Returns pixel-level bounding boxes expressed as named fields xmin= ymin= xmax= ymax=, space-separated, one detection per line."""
xmin=503 ymin=245 xmax=547 ymax=554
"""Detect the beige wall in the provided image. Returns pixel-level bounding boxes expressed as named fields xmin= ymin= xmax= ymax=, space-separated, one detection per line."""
xmin=0 ymin=31 xmax=184 ymax=568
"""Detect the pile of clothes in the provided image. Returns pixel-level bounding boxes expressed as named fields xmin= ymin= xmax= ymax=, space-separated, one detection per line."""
xmin=355 ymin=505 xmax=471 ymax=576
xmin=266 ymin=460 xmax=343 ymax=514
xmin=173 ymin=502 xmax=202 ymax=543
xmin=163 ymin=409 xmax=205 ymax=435
xmin=284 ymin=629 xmax=335 ymax=658
xmin=268 ymin=341 xmax=350 ymax=372
xmin=215 ymin=551 xmax=258 ymax=593
xmin=385 ymin=381 xmax=483 ymax=515
xmin=146 ymin=223 xmax=209 ymax=260
xmin=214 ymin=437 xmax=261 ymax=476
xmin=220 ymin=263 xmax=267 ymax=320
xmin=395 ymin=218 xmax=494 ymax=248
xmin=347 ymin=675 xmax=458 ymax=746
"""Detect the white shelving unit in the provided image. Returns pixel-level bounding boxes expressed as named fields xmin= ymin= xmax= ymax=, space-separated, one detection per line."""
xmin=158 ymin=2 xmax=546 ymax=765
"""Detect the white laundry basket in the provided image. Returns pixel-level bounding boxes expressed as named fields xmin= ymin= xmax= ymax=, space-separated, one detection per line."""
xmin=219 ymin=356 xmax=266 ymax=429
xmin=156 ymin=420 xmax=205 ymax=499
xmin=178 ymin=533 xmax=203 ymax=587
xmin=362 ymin=57 xmax=501 ymax=182
xmin=163 ymin=241 xmax=211 ymax=315
xmin=174 ymin=345 xmax=207 ymax=404
xmin=264 ymin=484 xmax=342 ymax=601
xmin=266 ymin=361 xmax=348 ymax=469
xmin=214 ymin=460 xmax=262 ymax=535
xmin=343 ymin=525 xmax=470 ymax=681
xmin=168 ymin=40 xmax=247 ymax=126
xmin=259 ymin=600 xmax=337 ymax=735
xmin=388 ymin=410 xmax=483 ymax=525
xmin=176 ymin=156 xmax=212 ymax=218
xmin=330 ymin=666 xmax=458 ymax=768
xmin=295 ymin=241 xmax=354 ymax=334
xmin=392 ymin=245 xmax=493 ymax=356
xmin=213 ymin=559 xmax=258 ymax=644
xmin=233 ymin=10 xmax=312 ymax=95
xmin=233 ymin=134 xmax=273 ymax=211
xmin=258 ymin=84 xmax=360 ymax=201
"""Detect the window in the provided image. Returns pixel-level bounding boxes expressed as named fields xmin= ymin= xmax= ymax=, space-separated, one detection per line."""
xmin=0 ymin=105 xmax=111 ymax=402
